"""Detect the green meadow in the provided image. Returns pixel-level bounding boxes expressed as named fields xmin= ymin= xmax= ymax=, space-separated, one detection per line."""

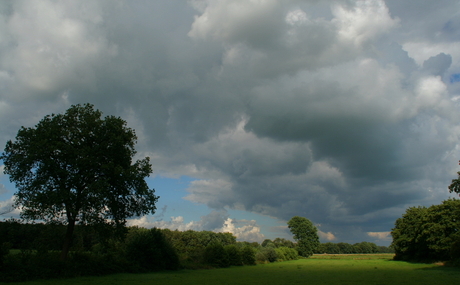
xmin=4 ymin=254 xmax=459 ymax=285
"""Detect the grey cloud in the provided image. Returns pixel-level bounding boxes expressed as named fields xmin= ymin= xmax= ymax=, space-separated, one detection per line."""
xmin=423 ymin=53 xmax=452 ymax=76
xmin=1 ymin=0 xmax=459 ymax=245
xmin=385 ymin=0 xmax=460 ymax=42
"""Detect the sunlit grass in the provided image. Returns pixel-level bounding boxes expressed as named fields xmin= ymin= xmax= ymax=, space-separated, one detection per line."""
xmin=4 ymin=254 xmax=459 ymax=285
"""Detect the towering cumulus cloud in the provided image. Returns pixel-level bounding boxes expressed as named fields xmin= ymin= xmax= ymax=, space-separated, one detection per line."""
xmin=1 ymin=0 xmax=459 ymax=244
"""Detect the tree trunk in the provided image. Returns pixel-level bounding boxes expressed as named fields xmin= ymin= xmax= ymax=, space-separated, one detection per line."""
xmin=60 ymin=219 xmax=76 ymax=261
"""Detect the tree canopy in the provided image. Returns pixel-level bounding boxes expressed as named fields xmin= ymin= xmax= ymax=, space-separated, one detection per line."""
xmin=1 ymin=103 xmax=158 ymax=260
xmin=287 ymin=216 xmax=319 ymax=257
xmin=391 ymin=199 xmax=460 ymax=262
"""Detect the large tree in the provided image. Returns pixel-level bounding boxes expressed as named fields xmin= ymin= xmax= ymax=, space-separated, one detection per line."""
xmin=391 ymin=199 xmax=460 ymax=262
xmin=1 ymin=104 xmax=158 ymax=260
xmin=287 ymin=216 xmax=319 ymax=257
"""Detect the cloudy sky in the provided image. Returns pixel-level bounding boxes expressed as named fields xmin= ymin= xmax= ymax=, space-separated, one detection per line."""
xmin=1 ymin=0 xmax=460 ymax=246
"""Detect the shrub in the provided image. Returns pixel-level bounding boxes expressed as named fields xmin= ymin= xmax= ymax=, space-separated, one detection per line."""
xmin=277 ymin=246 xmax=298 ymax=260
xmin=203 ymin=243 xmax=229 ymax=268
xmin=241 ymin=246 xmax=256 ymax=265
xmin=124 ymin=227 xmax=180 ymax=272
xmin=225 ymin=244 xmax=242 ymax=266
xmin=256 ymin=247 xmax=277 ymax=263
xmin=275 ymin=248 xmax=286 ymax=261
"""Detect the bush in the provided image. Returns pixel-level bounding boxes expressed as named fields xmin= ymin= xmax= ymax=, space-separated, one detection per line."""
xmin=124 ymin=227 xmax=180 ymax=272
xmin=241 ymin=246 xmax=256 ymax=265
xmin=275 ymin=248 xmax=286 ymax=261
xmin=256 ymin=247 xmax=277 ymax=263
xmin=225 ymin=244 xmax=242 ymax=266
xmin=277 ymin=246 xmax=298 ymax=260
xmin=203 ymin=243 xmax=229 ymax=268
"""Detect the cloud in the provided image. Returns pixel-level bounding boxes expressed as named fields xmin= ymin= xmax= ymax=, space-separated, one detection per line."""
xmin=1 ymin=0 xmax=460 ymax=245
xmin=367 ymin=231 xmax=392 ymax=243
xmin=318 ymin=230 xmax=337 ymax=241
xmin=423 ymin=53 xmax=452 ymax=76
xmin=332 ymin=0 xmax=399 ymax=47
xmin=0 ymin=196 xmax=19 ymax=217
xmin=219 ymin=218 xmax=265 ymax=242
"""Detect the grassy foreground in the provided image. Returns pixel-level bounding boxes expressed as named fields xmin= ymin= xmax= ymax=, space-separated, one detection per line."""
xmin=4 ymin=254 xmax=459 ymax=285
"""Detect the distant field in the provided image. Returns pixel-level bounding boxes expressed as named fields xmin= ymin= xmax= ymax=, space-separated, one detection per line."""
xmin=4 ymin=254 xmax=459 ymax=285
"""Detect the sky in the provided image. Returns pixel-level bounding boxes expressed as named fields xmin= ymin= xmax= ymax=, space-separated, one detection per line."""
xmin=0 ymin=0 xmax=460 ymax=246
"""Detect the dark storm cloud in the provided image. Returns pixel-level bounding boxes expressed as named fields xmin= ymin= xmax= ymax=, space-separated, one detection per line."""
xmin=1 ymin=0 xmax=459 ymax=244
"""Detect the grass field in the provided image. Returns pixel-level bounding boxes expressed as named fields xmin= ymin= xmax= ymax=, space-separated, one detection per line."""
xmin=4 ymin=254 xmax=459 ymax=285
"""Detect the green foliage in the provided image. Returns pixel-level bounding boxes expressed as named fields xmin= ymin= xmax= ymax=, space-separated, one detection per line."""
xmin=203 ymin=243 xmax=229 ymax=268
xmin=274 ymin=247 xmax=297 ymax=261
xmin=0 ymin=225 xmax=180 ymax=281
xmin=273 ymin=237 xmax=295 ymax=248
xmin=1 ymin=103 xmax=158 ymax=260
xmin=315 ymin=242 xmax=392 ymax=254
xmin=391 ymin=199 xmax=460 ymax=262
xmin=225 ymin=244 xmax=242 ymax=266
xmin=391 ymin=206 xmax=429 ymax=260
xmin=287 ymin=216 xmax=319 ymax=257
xmin=240 ymin=246 xmax=256 ymax=265
xmin=160 ymin=229 xmax=236 ymax=266
xmin=124 ymin=227 xmax=180 ymax=272
xmin=261 ymin=239 xmax=275 ymax=247
xmin=277 ymin=246 xmax=298 ymax=260
xmin=256 ymin=246 xmax=277 ymax=263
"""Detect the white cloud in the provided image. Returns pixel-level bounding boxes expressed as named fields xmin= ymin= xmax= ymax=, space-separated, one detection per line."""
xmin=318 ymin=230 xmax=337 ymax=241
xmin=128 ymin=216 xmax=203 ymax=231
xmin=367 ymin=231 xmax=391 ymax=241
xmin=0 ymin=196 xmax=19 ymax=217
xmin=415 ymin=76 xmax=447 ymax=109
xmin=285 ymin=9 xmax=308 ymax=26
xmin=218 ymin=218 xmax=265 ymax=242
xmin=188 ymin=0 xmax=284 ymax=46
xmin=333 ymin=0 xmax=399 ymax=47
xmin=403 ymin=41 xmax=460 ymax=66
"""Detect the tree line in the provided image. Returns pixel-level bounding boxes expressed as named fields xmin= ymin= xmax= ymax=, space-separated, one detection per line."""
xmin=0 ymin=218 xmax=394 ymax=282
xmin=0 ymin=220 xmax=290 ymax=281
xmin=315 ymin=241 xmax=393 ymax=254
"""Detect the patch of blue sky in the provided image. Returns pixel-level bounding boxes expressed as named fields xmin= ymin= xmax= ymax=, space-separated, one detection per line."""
xmin=450 ymin=73 xmax=460 ymax=83
xmin=145 ymin=175 xmax=291 ymax=240
xmin=0 ymin=173 xmax=15 ymax=200
xmin=146 ymin=175 xmax=210 ymax=223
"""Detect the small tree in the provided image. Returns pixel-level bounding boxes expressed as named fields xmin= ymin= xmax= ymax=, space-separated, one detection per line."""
xmin=1 ymin=104 xmax=159 ymax=260
xmin=448 ymin=162 xmax=460 ymax=195
xmin=287 ymin=216 xmax=319 ymax=257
